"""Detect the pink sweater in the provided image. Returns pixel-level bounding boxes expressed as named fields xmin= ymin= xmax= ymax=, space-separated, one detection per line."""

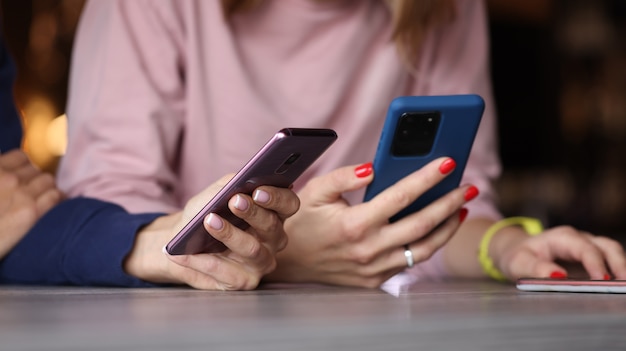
xmin=58 ymin=0 xmax=502 ymax=278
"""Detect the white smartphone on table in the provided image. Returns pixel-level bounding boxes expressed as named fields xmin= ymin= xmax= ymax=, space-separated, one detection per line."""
xmin=516 ymin=278 xmax=626 ymax=294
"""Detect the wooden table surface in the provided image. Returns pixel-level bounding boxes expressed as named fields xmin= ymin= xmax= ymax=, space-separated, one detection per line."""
xmin=1 ymin=280 xmax=624 ymax=351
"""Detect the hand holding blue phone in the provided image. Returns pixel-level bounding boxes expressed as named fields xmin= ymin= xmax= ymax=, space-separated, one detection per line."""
xmin=364 ymin=94 xmax=484 ymax=222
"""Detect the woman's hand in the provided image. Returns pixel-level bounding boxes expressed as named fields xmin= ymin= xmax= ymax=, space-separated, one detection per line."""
xmin=124 ymin=174 xmax=300 ymax=290
xmin=265 ymin=157 xmax=478 ymax=288
xmin=493 ymin=226 xmax=626 ymax=281
xmin=0 ymin=150 xmax=63 ymax=258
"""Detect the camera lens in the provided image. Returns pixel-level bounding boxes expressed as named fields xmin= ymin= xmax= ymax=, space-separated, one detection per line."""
xmin=392 ymin=112 xmax=441 ymax=156
xmin=275 ymin=153 xmax=301 ymax=174
xmin=285 ymin=153 xmax=300 ymax=165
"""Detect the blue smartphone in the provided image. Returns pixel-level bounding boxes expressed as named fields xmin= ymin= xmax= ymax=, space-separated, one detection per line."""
xmin=363 ymin=95 xmax=484 ymax=222
xmin=166 ymin=128 xmax=337 ymax=255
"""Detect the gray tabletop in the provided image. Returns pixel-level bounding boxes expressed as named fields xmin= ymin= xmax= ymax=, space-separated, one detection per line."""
xmin=1 ymin=280 xmax=624 ymax=351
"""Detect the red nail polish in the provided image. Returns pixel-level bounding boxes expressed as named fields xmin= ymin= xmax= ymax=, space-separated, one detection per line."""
xmin=439 ymin=158 xmax=456 ymax=175
xmin=459 ymin=208 xmax=468 ymax=223
xmin=549 ymin=271 xmax=567 ymax=279
xmin=464 ymin=186 xmax=479 ymax=201
xmin=355 ymin=162 xmax=373 ymax=178
xmin=604 ymin=274 xmax=612 ymax=280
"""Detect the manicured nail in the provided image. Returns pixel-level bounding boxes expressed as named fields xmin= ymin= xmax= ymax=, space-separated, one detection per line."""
xmin=439 ymin=158 xmax=456 ymax=175
xmin=604 ymin=274 xmax=612 ymax=280
xmin=205 ymin=213 xmax=224 ymax=230
xmin=549 ymin=271 xmax=567 ymax=279
xmin=253 ymin=189 xmax=270 ymax=203
xmin=355 ymin=162 xmax=373 ymax=178
xmin=459 ymin=208 xmax=468 ymax=223
xmin=233 ymin=194 xmax=249 ymax=211
xmin=464 ymin=185 xmax=479 ymax=201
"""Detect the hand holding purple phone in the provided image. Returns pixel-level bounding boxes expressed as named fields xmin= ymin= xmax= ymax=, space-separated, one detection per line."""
xmin=165 ymin=128 xmax=337 ymax=255
xmin=124 ymin=128 xmax=336 ymax=290
xmin=123 ymin=173 xmax=302 ymax=290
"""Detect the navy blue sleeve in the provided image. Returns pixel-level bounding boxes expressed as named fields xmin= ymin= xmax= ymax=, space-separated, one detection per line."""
xmin=1 ymin=26 xmax=169 ymax=287
xmin=0 ymin=29 xmax=23 ymax=152
xmin=0 ymin=197 xmax=166 ymax=287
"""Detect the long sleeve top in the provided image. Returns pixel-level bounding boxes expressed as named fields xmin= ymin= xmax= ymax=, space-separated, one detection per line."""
xmin=0 ymin=30 xmax=21 ymax=153
xmin=0 ymin=33 xmax=161 ymax=286
xmin=58 ymin=0 xmax=503 ymax=278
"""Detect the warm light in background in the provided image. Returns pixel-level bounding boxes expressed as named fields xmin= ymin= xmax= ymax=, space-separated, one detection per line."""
xmin=21 ymin=96 xmax=66 ymax=170
xmin=1 ymin=0 xmax=85 ymax=172
xmin=46 ymin=113 xmax=67 ymax=156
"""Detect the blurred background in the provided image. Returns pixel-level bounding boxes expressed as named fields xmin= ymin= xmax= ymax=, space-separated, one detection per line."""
xmin=1 ymin=0 xmax=625 ymax=242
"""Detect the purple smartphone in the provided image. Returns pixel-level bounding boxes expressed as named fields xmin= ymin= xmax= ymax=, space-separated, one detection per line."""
xmin=165 ymin=128 xmax=337 ymax=255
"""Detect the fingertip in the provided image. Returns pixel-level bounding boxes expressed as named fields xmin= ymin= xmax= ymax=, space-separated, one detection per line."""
xmin=528 ymin=260 xmax=566 ymax=280
xmin=438 ymin=157 xmax=456 ymax=175
xmin=163 ymin=246 xmax=180 ymax=264
xmin=205 ymin=213 xmax=224 ymax=231
xmin=580 ymin=253 xmax=611 ymax=280
xmin=459 ymin=207 xmax=468 ymax=223
xmin=586 ymin=270 xmax=609 ymax=280
xmin=308 ymin=163 xmax=372 ymax=201
xmin=162 ymin=245 xmax=177 ymax=260
xmin=232 ymin=194 xmax=250 ymax=211
xmin=252 ymin=189 xmax=270 ymax=204
xmin=549 ymin=271 xmax=568 ymax=279
xmin=464 ymin=185 xmax=479 ymax=202
xmin=355 ymin=162 xmax=373 ymax=178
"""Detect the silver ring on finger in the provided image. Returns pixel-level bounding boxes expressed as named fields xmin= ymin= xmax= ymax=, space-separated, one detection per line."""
xmin=403 ymin=244 xmax=414 ymax=268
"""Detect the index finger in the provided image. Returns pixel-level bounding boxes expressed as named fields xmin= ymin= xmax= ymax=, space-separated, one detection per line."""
xmin=358 ymin=157 xmax=454 ymax=224
xmin=544 ymin=227 xmax=609 ymax=280
xmin=251 ymin=186 xmax=300 ymax=220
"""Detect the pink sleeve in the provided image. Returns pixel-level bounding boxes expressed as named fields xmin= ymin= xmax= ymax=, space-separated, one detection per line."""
xmin=57 ymin=0 xmax=185 ymax=213
xmin=406 ymin=0 xmax=502 ymax=280
xmin=414 ymin=0 xmax=503 ymax=222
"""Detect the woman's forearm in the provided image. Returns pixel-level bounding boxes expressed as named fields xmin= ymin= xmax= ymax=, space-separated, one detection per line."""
xmin=442 ymin=217 xmax=528 ymax=279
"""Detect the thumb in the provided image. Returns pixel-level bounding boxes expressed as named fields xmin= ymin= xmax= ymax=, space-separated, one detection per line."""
xmin=182 ymin=173 xmax=236 ymax=222
xmin=300 ymin=162 xmax=373 ymax=205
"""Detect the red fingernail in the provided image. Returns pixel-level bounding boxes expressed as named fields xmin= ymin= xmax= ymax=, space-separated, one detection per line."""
xmin=604 ymin=274 xmax=612 ymax=280
xmin=439 ymin=158 xmax=456 ymax=175
xmin=355 ymin=162 xmax=373 ymax=178
xmin=459 ymin=208 xmax=468 ymax=223
xmin=549 ymin=271 xmax=567 ymax=279
xmin=464 ymin=185 xmax=479 ymax=201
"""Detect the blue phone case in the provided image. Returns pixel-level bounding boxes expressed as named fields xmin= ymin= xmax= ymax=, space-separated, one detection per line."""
xmin=363 ymin=95 xmax=484 ymax=222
